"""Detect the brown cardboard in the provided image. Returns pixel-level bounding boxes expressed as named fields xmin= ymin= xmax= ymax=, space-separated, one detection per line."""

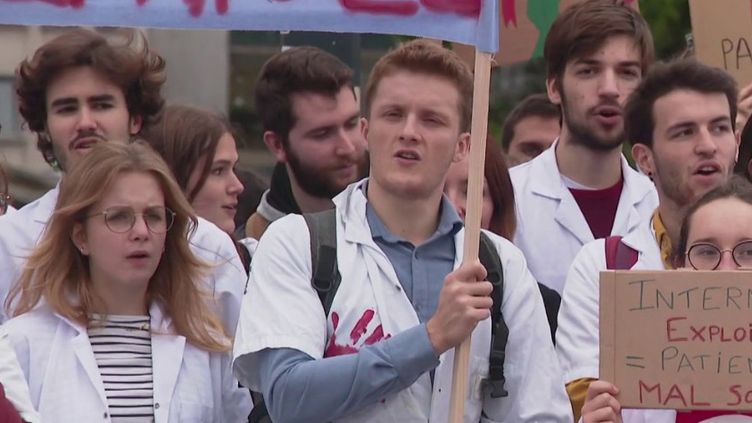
xmin=600 ymin=270 xmax=752 ymax=410
xmin=690 ymin=0 xmax=752 ymax=85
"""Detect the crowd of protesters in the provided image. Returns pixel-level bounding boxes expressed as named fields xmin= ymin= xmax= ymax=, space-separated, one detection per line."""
xmin=2 ymin=0 xmax=752 ymax=422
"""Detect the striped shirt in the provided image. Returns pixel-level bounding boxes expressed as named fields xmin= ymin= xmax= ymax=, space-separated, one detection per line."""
xmin=88 ymin=315 xmax=154 ymax=422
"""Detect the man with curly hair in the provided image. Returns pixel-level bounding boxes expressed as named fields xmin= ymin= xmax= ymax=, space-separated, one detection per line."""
xmin=15 ymin=29 xmax=165 ymax=173
xmin=0 ymin=30 xmax=247 ymax=339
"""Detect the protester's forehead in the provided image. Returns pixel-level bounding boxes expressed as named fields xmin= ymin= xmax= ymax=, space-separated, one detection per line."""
xmin=97 ymin=170 xmax=165 ymax=207
xmin=370 ymin=70 xmax=460 ymax=112
xmin=689 ymin=197 xmax=752 ymax=239
xmin=652 ymin=89 xmax=731 ymax=131
xmin=512 ymin=115 xmax=560 ymax=141
xmin=45 ymin=65 xmax=125 ymax=104
xmin=565 ymin=34 xmax=643 ymax=69
xmin=289 ymin=87 xmax=358 ymax=128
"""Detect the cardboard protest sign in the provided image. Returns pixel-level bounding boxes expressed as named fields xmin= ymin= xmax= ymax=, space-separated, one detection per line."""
xmin=600 ymin=270 xmax=752 ymax=411
xmin=0 ymin=0 xmax=499 ymax=52
xmin=690 ymin=0 xmax=752 ymax=85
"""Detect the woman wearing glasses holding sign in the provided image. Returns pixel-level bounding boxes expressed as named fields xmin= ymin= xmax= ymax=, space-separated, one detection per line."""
xmin=583 ymin=176 xmax=752 ymax=423
xmin=0 ymin=141 xmax=251 ymax=422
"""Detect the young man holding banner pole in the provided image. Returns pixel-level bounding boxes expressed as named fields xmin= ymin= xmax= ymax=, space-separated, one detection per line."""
xmin=558 ymin=59 xmax=742 ymax=423
xmin=233 ymin=39 xmax=571 ymax=422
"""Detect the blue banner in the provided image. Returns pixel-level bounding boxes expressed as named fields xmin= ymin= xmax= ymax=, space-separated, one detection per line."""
xmin=0 ymin=0 xmax=499 ymax=52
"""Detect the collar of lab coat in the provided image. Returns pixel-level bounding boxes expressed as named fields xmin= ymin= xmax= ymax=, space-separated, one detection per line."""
xmin=55 ymin=301 xmax=186 ymax=412
xmin=331 ymin=179 xmax=466 ymax=331
xmin=29 ymin=182 xmax=60 ymax=226
xmin=619 ymin=215 xmax=665 ymax=270
xmin=529 ymin=140 xmax=652 ymax=201
xmin=333 ymin=178 xmax=465 ymax=267
xmin=528 ymin=140 xmax=655 ymax=241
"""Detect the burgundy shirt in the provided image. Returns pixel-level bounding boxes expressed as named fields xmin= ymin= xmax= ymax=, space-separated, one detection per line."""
xmin=0 ymin=384 xmax=22 ymax=423
xmin=569 ymin=177 xmax=624 ymax=239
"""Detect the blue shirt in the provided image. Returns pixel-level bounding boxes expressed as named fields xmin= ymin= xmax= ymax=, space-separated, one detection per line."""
xmin=366 ymin=198 xmax=462 ymax=323
xmin=254 ymin=194 xmax=462 ymax=422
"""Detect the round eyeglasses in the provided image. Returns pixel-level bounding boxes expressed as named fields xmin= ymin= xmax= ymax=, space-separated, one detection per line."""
xmin=686 ymin=240 xmax=752 ymax=270
xmin=87 ymin=206 xmax=175 ymax=234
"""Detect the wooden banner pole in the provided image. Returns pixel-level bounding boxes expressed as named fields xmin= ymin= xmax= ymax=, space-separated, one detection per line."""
xmin=448 ymin=49 xmax=493 ymax=423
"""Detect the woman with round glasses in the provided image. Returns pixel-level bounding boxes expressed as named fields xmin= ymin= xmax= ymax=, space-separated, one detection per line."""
xmin=675 ymin=175 xmax=752 ymax=271
xmin=0 ymin=141 xmax=251 ymax=421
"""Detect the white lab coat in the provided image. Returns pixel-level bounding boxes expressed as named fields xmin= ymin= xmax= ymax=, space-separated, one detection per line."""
xmin=557 ymin=220 xmax=680 ymax=422
xmin=233 ymin=179 xmax=572 ymax=423
xmin=0 ymin=301 xmax=251 ymax=422
xmin=0 ymin=333 xmax=39 ymax=423
xmin=0 ymin=185 xmax=247 ymax=334
xmin=510 ymin=143 xmax=658 ymax=294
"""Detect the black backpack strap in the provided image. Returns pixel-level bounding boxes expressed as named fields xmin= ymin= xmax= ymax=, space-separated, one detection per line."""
xmin=247 ymin=391 xmax=270 ymax=423
xmin=248 ymin=211 xmax=340 ymax=423
xmin=478 ymin=231 xmax=509 ymax=399
xmin=303 ymin=209 xmax=341 ymax=317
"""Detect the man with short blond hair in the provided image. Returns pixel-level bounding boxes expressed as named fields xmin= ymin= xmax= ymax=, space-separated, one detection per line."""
xmin=233 ymin=39 xmax=571 ymax=423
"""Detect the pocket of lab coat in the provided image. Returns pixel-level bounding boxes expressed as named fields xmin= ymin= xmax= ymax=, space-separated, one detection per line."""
xmin=175 ymin=401 xmax=212 ymax=422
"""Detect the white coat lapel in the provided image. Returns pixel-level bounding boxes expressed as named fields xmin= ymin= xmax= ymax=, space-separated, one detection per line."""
xmin=69 ymin=323 xmax=109 ymax=408
xmin=611 ymin=156 xmax=656 ymax=236
xmin=338 ymin=179 xmax=420 ymax=335
xmin=150 ymin=305 xmax=185 ymax=419
xmin=32 ymin=185 xmax=58 ymax=225
xmin=529 ymin=146 xmax=593 ymax=246
xmin=553 ymin=193 xmax=594 ymax=245
xmin=151 ymin=334 xmax=185 ymax=413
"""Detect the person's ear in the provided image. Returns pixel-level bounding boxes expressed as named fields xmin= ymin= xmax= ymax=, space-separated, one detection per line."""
xmin=71 ymin=222 xmax=90 ymax=256
xmin=452 ymin=132 xmax=471 ymax=163
xmin=546 ymin=77 xmax=562 ymax=106
xmin=361 ymin=118 xmax=369 ymax=147
xmin=263 ymin=131 xmax=287 ymax=162
xmin=129 ymin=115 xmax=143 ymax=135
xmin=632 ymin=143 xmax=655 ymax=179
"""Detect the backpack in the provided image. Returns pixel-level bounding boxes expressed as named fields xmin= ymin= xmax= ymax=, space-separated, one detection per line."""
xmin=604 ymin=235 xmax=638 ymax=270
xmin=248 ymin=209 xmax=509 ymax=423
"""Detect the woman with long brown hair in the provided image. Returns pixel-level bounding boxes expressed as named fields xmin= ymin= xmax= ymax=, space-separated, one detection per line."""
xmin=141 ymin=104 xmax=260 ymax=272
xmin=1 ymin=141 xmax=251 ymax=421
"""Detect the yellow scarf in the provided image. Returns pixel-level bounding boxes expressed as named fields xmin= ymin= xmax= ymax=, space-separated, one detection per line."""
xmin=651 ymin=210 xmax=674 ymax=270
